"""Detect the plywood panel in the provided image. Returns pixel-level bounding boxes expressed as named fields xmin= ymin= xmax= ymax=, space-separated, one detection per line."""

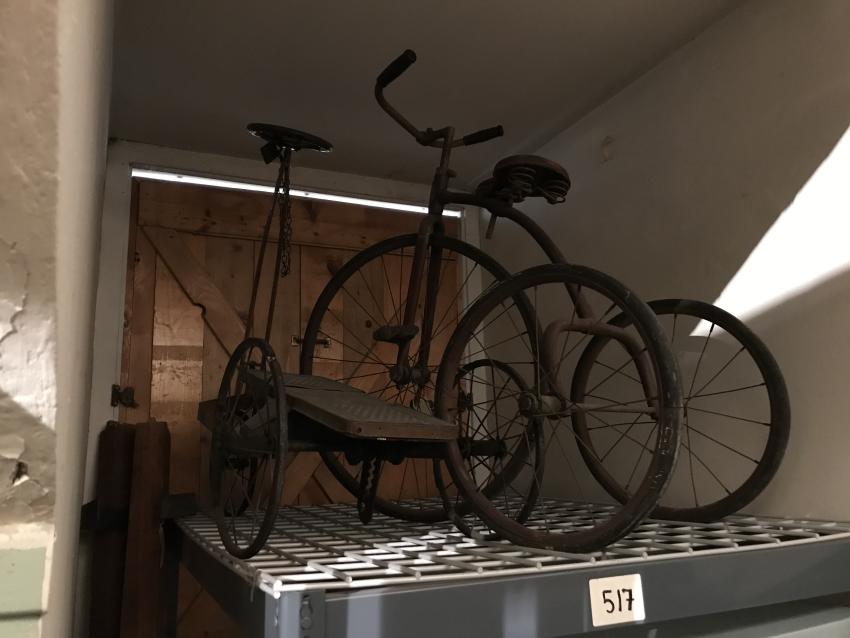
xmin=199 ymin=236 xmax=254 ymax=507
xmin=281 ymin=452 xmax=324 ymax=504
xmin=300 ymin=246 xmax=351 ymax=381
xmin=120 ymin=220 xmax=156 ymax=422
xmin=149 ymin=234 xmax=205 ymax=495
xmin=143 ymin=226 xmax=244 ymax=356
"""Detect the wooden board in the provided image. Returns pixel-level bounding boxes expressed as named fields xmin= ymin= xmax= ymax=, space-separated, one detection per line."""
xmin=137 ymin=180 xmax=457 ymax=250
xmin=149 ymin=235 xmax=205 ymax=495
xmin=143 ymin=226 xmax=244 ymax=356
xmin=120 ymin=213 xmax=156 ymax=422
xmin=199 ymin=236 xmax=255 ymax=508
xmin=88 ymin=421 xmax=135 ymax=637
xmin=120 ymin=420 xmax=170 ymax=638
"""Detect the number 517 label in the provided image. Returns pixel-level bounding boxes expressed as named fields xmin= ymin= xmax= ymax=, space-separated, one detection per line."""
xmin=588 ymin=574 xmax=645 ymax=627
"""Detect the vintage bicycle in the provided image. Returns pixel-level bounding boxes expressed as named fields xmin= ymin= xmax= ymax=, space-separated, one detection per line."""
xmin=203 ymin=50 xmax=789 ymax=558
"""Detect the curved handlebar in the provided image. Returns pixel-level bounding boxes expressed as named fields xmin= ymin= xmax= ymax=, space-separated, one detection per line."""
xmin=463 ymin=125 xmax=504 ymax=146
xmin=375 ymin=50 xmax=504 ymax=149
xmin=377 ymin=49 xmax=417 ymax=88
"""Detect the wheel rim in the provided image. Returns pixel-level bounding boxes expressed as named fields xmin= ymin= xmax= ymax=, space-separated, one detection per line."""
xmin=436 ymin=264 xmax=682 ymax=552
xmin=573 ymin=299 xmax=789 ymax=521
xmin=212 ymin=338 xmax=286 ymax=558
xmin=299 ymin=233 xmax=519 ymax=521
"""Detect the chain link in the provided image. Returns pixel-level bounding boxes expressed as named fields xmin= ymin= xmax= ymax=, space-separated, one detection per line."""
xmin=279 ymin=186 xmax=293 ymax=278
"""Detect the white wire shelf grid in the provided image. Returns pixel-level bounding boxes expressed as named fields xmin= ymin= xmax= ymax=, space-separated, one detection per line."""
xmin=178 ymin=497 xmax=850 ymax=598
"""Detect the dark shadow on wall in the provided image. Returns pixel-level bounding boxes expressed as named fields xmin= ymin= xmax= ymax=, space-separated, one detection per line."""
xmin=0 ymin=389 xmax=56 ymax=526
xmin=591 ymin=105 xmax=850 ymax=307
xmin=487 ymin=1 xmax=850 ymax=314
xmin=486 ymin=107 xmax=850 ymax=307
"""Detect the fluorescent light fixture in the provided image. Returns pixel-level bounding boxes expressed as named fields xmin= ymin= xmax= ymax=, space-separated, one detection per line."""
xmin=130 ymin=168 xmax=462 ymax=218
xmin=693 ymin=124 xmax=850 ymax=335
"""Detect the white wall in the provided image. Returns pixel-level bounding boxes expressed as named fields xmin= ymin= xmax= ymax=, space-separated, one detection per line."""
xmin=49 ymin=0 xmax=114 ymax=635
xmin=0 ymin=3 xmax=61 ymax=634
xmin=485 ymin=0 xmax=850 ymax=519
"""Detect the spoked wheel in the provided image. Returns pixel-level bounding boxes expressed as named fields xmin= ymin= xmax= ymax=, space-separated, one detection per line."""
xmin=211 ymin=338 xmax=286 ymax=558
xmin=572 ymin=299 xmax=790 ymax=521
xmin=435 ymin=264 xmax=683 ymax=552
xmin=300 ymin=232 xmax=533 ymax=522
xmin=436 ymin=358 xmax=544 ymax=526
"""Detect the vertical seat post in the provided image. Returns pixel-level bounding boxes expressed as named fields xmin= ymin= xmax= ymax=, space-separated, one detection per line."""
xmin=243 ymin=147 xmax=289 ymax=344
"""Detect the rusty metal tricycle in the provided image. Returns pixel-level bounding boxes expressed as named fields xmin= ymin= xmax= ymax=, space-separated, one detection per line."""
xmin=202 ymin=51 xmax=789 ymax=559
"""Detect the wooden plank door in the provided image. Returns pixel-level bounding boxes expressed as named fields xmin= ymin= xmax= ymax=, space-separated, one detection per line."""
xmin=122 ymin=178 xmax=457 ymax=494
xmin=119 ymin=177 xmax=460 ymax=634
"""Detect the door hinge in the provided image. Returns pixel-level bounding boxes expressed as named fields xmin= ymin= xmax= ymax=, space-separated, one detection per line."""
xmin=111 ymin=384 xmax=139 ymax=408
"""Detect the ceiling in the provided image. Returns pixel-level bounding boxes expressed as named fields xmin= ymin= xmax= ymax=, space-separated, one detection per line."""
xmin=111 ymin=0 xmax=741 ymax=187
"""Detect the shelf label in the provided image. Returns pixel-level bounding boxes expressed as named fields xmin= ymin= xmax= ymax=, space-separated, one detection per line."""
xmin=588 ymin=574 xmax=645 ymax=627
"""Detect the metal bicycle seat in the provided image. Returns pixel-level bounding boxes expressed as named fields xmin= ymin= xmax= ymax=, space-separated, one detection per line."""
xmin=247 ymin=123 xmax=333 ymax=163
xmin=477 ymin=154 xmax=571 ymax=205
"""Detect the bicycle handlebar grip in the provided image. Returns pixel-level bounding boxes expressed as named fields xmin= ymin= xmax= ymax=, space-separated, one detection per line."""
xmin=377 ymin=49 xmax=417 ymax=88
xmin=463 ymin=125 xmax=505 ymax=146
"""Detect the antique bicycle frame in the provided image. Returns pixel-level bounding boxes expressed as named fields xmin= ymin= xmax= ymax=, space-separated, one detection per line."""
xmin=373 ymin=55 xmax=658 ymax=412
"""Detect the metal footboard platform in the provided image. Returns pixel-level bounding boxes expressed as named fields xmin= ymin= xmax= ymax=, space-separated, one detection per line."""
xmin=175 ymin=498 xmax=850 ymax=637
xmin=198 ymin=373 xmax=456 ymax=441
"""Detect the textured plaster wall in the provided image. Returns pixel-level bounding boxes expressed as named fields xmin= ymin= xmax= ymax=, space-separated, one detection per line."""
xmin=0 ymin=0 xmax=60 ymax=535
xmin=485 ymin=0 xmax=850 ymax=519
xmin=0 ymin=0 xmax=112 ymax=634
xmin=0 ymin=1 xmax=62 ymax=635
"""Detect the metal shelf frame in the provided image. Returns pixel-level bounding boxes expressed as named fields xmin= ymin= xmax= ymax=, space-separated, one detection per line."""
xmin=174 ymin=500 xmax=850 ymax=638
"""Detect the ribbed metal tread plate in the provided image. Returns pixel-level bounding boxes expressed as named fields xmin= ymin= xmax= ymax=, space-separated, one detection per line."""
xmin=283 ymin=374 xmax=455 ymax=440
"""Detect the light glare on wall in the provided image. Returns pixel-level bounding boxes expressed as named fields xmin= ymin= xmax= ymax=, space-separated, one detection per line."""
xmin=694 ymin=125 xmax=850 ymax=335
xmin=130 ymin=168 xmax=462 ymax=217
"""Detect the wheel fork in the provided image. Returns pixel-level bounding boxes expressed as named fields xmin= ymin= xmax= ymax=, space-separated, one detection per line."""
xmin=539 ymin=318 xmax=659 ymax=409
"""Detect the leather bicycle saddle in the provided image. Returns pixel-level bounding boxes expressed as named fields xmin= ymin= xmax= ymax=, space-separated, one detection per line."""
xmin=247 ymin=123 xmax=333 ymax=162
xmin=477 ymin=154 xmax=571 ymax=205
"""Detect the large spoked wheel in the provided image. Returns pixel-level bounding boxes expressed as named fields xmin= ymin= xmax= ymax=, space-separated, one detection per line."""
xmin=211 ymin=338 xmax=286 ymax=559
xmin=300 ymin=232 xmax=535 ymax=522
xmin=436 ymin=264 xmax=683 ymax=552
xmin=572 ymin=299 xmax=790 ymax=521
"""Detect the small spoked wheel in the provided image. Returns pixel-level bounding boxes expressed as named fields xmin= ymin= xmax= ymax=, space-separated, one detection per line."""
xmin=572 ymin=299 xmax=790 ymax=521
xmin=436 ymin=264 xmax=683 ymax=552
xmin=211 ymin=338 xmax=286 ymax=558
xmin=435 ymin=358 xmax=544 ymax=527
